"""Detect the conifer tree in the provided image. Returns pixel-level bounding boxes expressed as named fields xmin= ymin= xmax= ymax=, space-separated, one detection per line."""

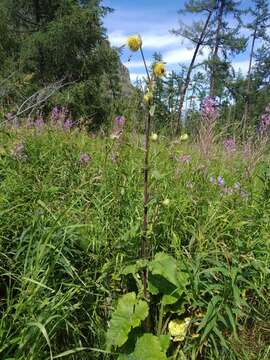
xmin=242 ymin=0 xmax=270 ymax=134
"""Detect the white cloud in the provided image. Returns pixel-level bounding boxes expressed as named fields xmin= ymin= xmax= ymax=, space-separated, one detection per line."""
xmin=129 ymin=73 xmax=146 ymax=81
xmin=108 ymin=31 xmax=181 ymax=49
xmin=232 ymin=60 xmax=250 ymax=74
xmin=123 ymin=60 xmax=151 ymax=69
xmin=163 ymin=47 xmax=209 ymax=65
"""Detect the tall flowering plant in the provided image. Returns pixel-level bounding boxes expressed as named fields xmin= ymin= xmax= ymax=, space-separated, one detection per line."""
xmin=243 ymin=104 xmax=270 ymax=177
xmin=198 ymin=96 xmax=219 ymax=159
xmin=106 ymin=36 xmax=192 ymax=359
xmin=126 ymin=34 xmax=166 ymax=299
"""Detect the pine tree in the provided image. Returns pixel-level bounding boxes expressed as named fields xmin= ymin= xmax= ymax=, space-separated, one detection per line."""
xmin=172 ymin=0 xmax=217 ymax=134
xmin=208 ymin=0 xmax=247 ymax=98
xmin=0 ymin=0 xmax=121 ymax=127
xmin=242 ymin=0 xmax=270 ymax=134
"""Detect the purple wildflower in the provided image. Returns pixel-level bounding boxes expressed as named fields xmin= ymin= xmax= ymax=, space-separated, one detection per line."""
xmin=111 ymin=116 xmax=126 ymax=140
xmin=217 ymin=176 xmax=225 ymax=186
xmin=63 ymin=119 xmax=73 ymax=130
xmin=80 ymin=153 xmax=91 ymax=165
xmin=51 ymin=106 xmax=62 ymax=122
xmin=210 ymin=176 xmax=215 ymax=184
xmin=224 ymin=138 xmax=236 ymax=152
xmin=259 ymin=105 xmax=270 ymax=136
xmin=115 ymin=116 xmax=126 ymax=127
xmin=35 ymin=117 xmax=44 ymax=128
xmin=201 ymin=96 xmax=219 ymax=123
xmin=179 ymin=154 xmax=191 ymax=164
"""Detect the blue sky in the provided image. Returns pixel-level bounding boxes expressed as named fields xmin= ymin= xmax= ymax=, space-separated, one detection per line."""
xmin=102 ymin=0 xmax=258 ymax=82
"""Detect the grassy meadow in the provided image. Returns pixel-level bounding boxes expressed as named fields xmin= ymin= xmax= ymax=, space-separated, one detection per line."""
xmin=0 ymin=124 xmax=269 ymax=359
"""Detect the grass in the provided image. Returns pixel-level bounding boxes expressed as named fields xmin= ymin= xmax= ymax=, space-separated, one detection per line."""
xmin=0 ymin=125 xmax=269 ymax=359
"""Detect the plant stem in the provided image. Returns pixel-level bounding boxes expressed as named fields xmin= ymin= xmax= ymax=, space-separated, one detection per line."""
xmin=157 ymin=301 xmax=164 ymax=335
xmin=140 ymin=46 xmax=151 ymax=300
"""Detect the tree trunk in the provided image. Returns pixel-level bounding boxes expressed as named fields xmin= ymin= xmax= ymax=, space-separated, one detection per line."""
xmin=33 ymin=0 xmax=40 ymax=23
xmin=242 ymin=27 xmax=257 ymax=137
xmin=176 ymin=9 xmax=213 ymax=135
xmin=33 ymin=0 xmax=45 ymax=82
xmin=210 ymin=0 xmax=224 ymax=98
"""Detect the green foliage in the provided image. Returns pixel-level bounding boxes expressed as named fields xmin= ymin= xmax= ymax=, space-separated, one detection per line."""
xmin=106 ymin=292 xmax=148 ymax=351
xmin=0 ymin=0 xmax=122 ymax=128
xmin=129 ymin=333 xmax=169 ymax=360
xmin=0 ymin=114 xmax=269 ymax=359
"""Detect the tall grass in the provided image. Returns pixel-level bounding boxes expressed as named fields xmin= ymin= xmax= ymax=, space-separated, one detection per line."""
xmin=0 ymin=125 xmax=269 ymax=359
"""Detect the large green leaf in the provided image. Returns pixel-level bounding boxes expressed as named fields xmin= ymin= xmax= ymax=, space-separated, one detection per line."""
xmin=132 ymin=334 xmax=169 ymax=360
xmin=148 ymin=252 xmax=189 ymax=304
xmin=106 ymin=292 xmax=149 ymax=351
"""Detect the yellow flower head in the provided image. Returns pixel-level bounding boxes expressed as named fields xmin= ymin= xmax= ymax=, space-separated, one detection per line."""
xmin=127 ymin=35 xmax=142 ymax=52
xmin=162 ymin=198 xmax=170 ymax=206
xmin=144 ymin=91 xmax=153 ymax=103
xmin=153 ymin=63 xmax=165 ymax=77
xmin=168 ymin=317 xmax=191 ymax=342
xmin=180 ymin=133 xmax=189 ymax=141
xmin=151 ymin=133 xmax=158 ymax=141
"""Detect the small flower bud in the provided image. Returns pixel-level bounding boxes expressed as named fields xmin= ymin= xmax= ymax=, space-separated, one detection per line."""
xmin=151 ymin=133 xmax=158 ymax=141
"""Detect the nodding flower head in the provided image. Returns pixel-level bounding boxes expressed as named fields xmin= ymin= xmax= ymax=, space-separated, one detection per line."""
xmin=153 ymin=63 xmax=165 ymax=77
xmin=127 ymin=35 xmax=142 ymax=52
xmin=180 ymin=133 xmax=189 ymax=141
xmin=162 ymin=198 xmax=170 ymax=206
xmin=150 ymin=133 xmax=158 ymax=141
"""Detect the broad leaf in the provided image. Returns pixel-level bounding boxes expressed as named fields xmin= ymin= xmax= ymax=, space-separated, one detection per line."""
xmin=132 ymin=334 xmax=168 ymax=360
xmin=148 ymin=252 xmax=189 ymax=304
xmin=106 ymin=292 xmax=148 ymax=351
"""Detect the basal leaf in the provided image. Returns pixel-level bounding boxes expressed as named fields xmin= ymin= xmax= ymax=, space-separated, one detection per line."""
xmin=132 ymin=334 xmax=168 ymax=360
xmin=106 ymin=292 xmax=149 ymax=351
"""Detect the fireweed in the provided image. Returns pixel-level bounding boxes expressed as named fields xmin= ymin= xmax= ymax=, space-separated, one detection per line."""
xmin=224 ymin=138 xmax=236 ymax=153
xmin=198 ymin=96 xmax=219 ymax=159
xmin=243 ymin=104 xmax=270 ymax=176
xmin=110 ymin=116 xmax=126 ymax=140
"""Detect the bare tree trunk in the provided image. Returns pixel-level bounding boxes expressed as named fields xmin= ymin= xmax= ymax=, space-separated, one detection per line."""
xmin=176 ymin=9 xmax=213 ymax=135
xmin=33 ymin=0 xmax=40 ymax=23
xmin=242 ymin=27 xmax=257 ymax=137
xmin=210 ymin=0 xmax=224 ymax=98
